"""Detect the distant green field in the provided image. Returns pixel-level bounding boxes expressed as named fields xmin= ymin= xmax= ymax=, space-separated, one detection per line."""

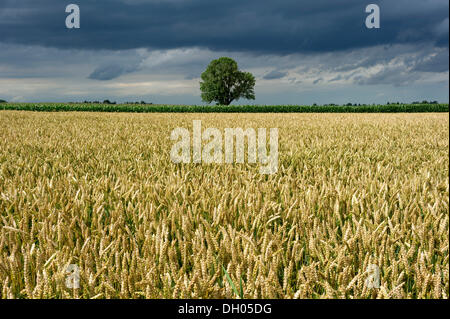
xmin=0 ymin=102 xmax=448 ymax=113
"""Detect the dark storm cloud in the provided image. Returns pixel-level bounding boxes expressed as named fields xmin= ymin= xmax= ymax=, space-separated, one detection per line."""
xmin=88 ymin=60 xmax=142 ymax=80
xmin=263 ymin=70 xmax=287 ymax=80
xmin=88 ymin=65 xmax=131 ymax=80
xmin=412 ymin=50 xmax=449 ymax=73
xmin=329 ymin=75 xmax=342 ymax=82
xmin=313 ymin=78 xmax=323 ymax=85
xmin=0 ymin=0 xmax=448 ymax=54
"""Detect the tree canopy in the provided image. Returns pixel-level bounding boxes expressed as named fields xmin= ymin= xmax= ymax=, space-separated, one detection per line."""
xmin=200 ymin=57 xmax=255 ymax=105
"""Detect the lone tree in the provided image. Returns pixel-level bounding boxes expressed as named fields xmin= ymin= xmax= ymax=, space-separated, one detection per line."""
xmin=200 ymin=57 xmax=255 ymax=105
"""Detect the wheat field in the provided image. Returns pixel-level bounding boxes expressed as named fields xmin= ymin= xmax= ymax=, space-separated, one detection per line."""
xmin=0 ymin=111 xmax=448 ymax=299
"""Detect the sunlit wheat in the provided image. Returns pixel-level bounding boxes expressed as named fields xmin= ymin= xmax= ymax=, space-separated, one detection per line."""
xmin=0 ymin=111 xmax=448 ymax=299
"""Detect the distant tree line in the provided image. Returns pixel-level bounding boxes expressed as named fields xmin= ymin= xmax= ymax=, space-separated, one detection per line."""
xmin=411 ymin=100 xmax=439 ymax=105
xmin=124 ymin=101 xmax=153 ymax=105
xmin=68 ymin=100 xmax=153 ymax=105
xmin=69 ymin=100 xmax=441 ymax=106
xmin=315 ymin=101 xmax=441 ymax=107
xmin=0 ymin=98 xmax=442 ymax=106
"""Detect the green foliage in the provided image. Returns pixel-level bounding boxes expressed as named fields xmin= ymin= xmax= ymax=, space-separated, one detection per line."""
xmin=200 ymin=57 xmax=255 ymax=105
xmin=0 ymin=103 xmax=448 ymax=113
xmin=0 ymin=99 xmax=6 ymax=103
xmin=222 ymin=265 xmax=244 ymax=299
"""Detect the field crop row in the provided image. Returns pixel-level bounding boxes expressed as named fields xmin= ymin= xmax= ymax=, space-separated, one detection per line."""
xmin=1 ymin=103 xmax=449 ymax=113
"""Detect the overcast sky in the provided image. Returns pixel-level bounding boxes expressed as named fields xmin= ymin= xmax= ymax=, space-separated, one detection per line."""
xmin=0 ymin=0 xmax=448 ymax=104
